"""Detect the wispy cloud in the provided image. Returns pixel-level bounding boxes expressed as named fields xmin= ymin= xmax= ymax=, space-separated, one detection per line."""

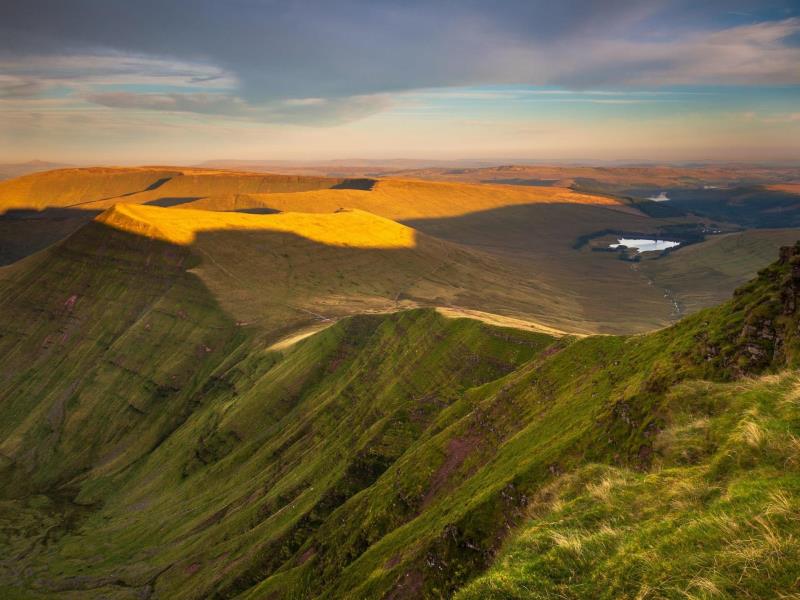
xmin=86 ymin=92 xmax=245 ymax=114
xmin=566 ymin=18 xmax=800 ymax=87
xmin=0 ymin=53 xmax=238 ymax=93
xmin=0 ymin=1 xmax=798 ymax=160
xmin=82 ymin=89 xmax=392 ymax=126
xmin=0 ymin=75 xmax=50 ymax=98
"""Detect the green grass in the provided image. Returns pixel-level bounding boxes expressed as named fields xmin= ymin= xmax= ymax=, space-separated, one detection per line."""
xmin=457 ymin=375 xmax=800 ymax=599
xmin=1 ymin=222 xmax=800 ymax=598
xmin=640 ymin=228 xmax=800 ymax=317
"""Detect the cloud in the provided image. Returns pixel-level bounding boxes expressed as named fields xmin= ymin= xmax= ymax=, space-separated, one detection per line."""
xmin=86 ymin=92 xmax=245 ymax=114
xmin=734 ymin=110 xmax=800 ymax=124
xmin=0 ymin=75 xmax=50 ymax=98
xmin=84 ymin=90 xmax=392 ymax=126
xmin=1 ymin=2 xmax=798 ymax=99
xmin=551 ymin=18 xmax=800 ymax=87
xmin=0 ymin=0 xmax=798 ymax=130
xmin=0 ymin=53 xmax=237 ymax=90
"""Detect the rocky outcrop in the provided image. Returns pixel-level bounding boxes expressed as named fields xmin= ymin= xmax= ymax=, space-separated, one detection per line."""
xmin=694 ymin=241 xmax=800 ymax=378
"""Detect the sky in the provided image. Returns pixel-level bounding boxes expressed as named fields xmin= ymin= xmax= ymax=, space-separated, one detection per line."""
xmin=1 ymin=0 xmax=799 ymax=164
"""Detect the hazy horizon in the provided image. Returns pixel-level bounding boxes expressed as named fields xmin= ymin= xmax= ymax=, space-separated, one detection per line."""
xmin=6 ymin=157 xmax=800 ymax=170
xmin=1 ymin=1 xmax=799 ymax=163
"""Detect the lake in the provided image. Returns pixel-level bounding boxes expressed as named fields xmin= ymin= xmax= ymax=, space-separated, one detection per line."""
xmin=609 ymin=238 xmax=680 ymax=253
xmin=647 ymin=191 xmax=670 ymax=202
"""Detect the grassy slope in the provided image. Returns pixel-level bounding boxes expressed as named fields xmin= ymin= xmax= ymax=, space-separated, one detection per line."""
xmin=459 ymin=373 xmax=800 ymax=599
xmin=0 ymin=167 xmax=185 ymax=210
xmin=182 ymin=182 xmax=689 ymax=333
xmin=2 ymin=212 xmax=800 ymax=598
xmin=0 ymin=220 xmax=555 ymax=597
xmin=640 ymin=228 xmax=800 ymax=315
xmin=0 ymin=167 xmax=363 ymax=212
xmin=94 ymin=204 xmax=580 ymax=336
xmin=0 ymin=168 xmax=678 ymax=333
xmin=0 ymin=221 xmax=247 ymax=494
xmin=181 ymin=178 xmax=633 ymax=219
xmin=6 ymin=167 xmax=797 ymax=334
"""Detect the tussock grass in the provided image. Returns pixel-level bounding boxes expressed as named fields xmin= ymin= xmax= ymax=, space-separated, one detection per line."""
xmin=458 ymin=371 xmax=800 ymax=600
xmin=737 ymin=417 xmax=766 ymax=448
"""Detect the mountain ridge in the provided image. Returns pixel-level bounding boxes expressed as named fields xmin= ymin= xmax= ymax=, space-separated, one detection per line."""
xmin=1 ymin=209 xmax=799 ymax=597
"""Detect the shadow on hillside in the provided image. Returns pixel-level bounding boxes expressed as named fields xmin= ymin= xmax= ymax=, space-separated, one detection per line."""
xmin=4 ymin=200 xmax=782 ymax=334
xmin=39 ymin=218 xmax=566 ymax=337
xmin=331 ymin=178 xmax=376 ymax=190
xmin=480 ymin=178 xmax=559 ymax=187
xmin=145 ymin=197 xmax=202 ymax=208
xmin=232 ymin=207 xmax=281 ymax=214
xmin=646 ymin=186 xmax=800 ymax=228
xmin=0 ymin=202 xmax=681 ymax=332
xmin=0 ymin=207 xmax=100 ymax=266
xmin=401 ymin=202 xmax=664 ymax=257
xmin=399 ymin=202 xmax=794 ymax=330
xmin=173 ymin=217 xmax=689 ymax=335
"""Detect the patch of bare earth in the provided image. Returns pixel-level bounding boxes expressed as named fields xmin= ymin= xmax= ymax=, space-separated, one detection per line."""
xmin=420 ymin=435 xmax=481 ymax=508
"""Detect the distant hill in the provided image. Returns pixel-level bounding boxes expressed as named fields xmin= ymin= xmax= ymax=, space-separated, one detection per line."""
xmin=0 ymin=166 xmax=373 ymax=212
xmin=1 ymin=166 xmax=798 ymax=334
xmin=376 ymin=163 xmax=800 ymax=188
xmin=195 ymin=158 xmax=499 ymax=177
xmin=91 ymin=202 xmax=583 ymax=336
xmin=0 ymin=160 xmax=72 ymax=181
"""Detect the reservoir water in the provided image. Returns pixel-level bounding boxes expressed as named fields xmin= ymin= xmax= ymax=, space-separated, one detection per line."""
xmin=609 ymin=238 xmax=680 ymax=253
xmin=647 ymin=191 xmax=670 ymax=202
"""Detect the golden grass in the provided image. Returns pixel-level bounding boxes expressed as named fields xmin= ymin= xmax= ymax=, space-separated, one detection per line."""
xmin=549 ymin=530 xmax=585 ymax=556
xmin=266 ymin=322 xmax=337 ymax=351
xmin=737 ymin=418 xmax=766 ymax=449
xmin=684 ymin=576 xmax=722 ymax=598
xmin=585 ymin=474 xmax=623 ymax=503
xmin=0 ymin=166 xmax=353 ymax=212
xmin=184 ymin=178 xmax=634 ymax=220
xmin=781 ymin=376 xmax=800 ymax=407
xmin=97 ymin=203 xmax=418 ymax=249
xmin=767 ymin=183 xmax=800 ymax=195
xmin=0 ymin=167 xmax=629 ymax=218
xmin=766 ymin=490 xmax=793 ymax=518
xmin=434 ymin=307 xmax=570 ymax=337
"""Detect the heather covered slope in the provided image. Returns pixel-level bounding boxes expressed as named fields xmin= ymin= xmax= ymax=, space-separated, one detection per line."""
xmin=2 ymin=210 xmax=800 ymax=597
